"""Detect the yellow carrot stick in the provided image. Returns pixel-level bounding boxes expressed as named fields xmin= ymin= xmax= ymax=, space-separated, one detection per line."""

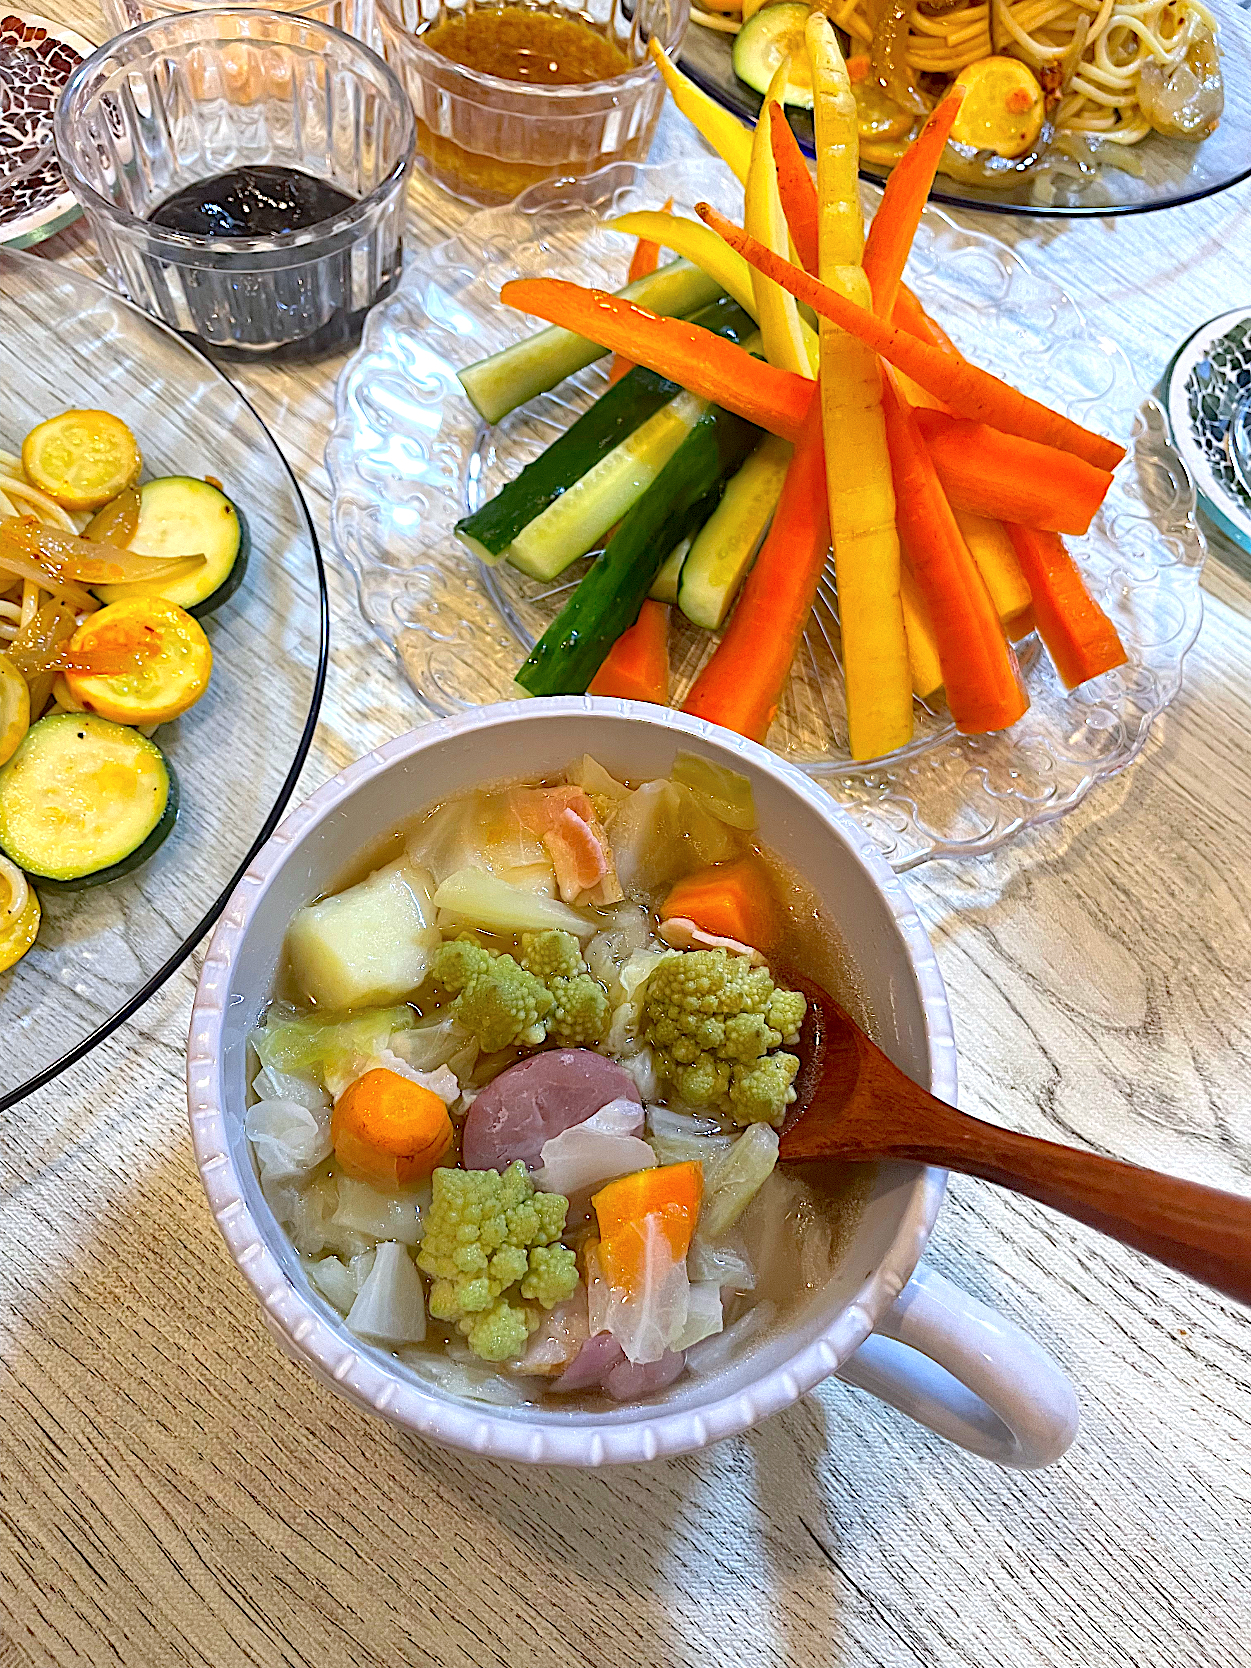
xmin=806 ymin=10 xmax=913 ymax=761
xmin=745 ymin=58 xmax=818 ymax=376
xmin=610 ymin=210 xmax=760 ymax=319
xmin=899 ymin=562 xmax=944 ymax=701
xmin=648 ymin=40 xmax=754 ymax=185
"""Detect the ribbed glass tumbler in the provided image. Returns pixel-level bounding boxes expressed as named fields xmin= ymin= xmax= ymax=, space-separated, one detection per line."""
xmin=55 ymin=10 xmax=415 ymax=359
xmin=377 ymin=0 xmax=688 ymax=206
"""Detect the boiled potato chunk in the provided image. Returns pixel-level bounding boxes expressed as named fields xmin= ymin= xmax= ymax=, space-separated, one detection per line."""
xmin=950 ymin=57 xmax=1044 ymax=159
xmin=287 ymin=856 xmax=440 ymax=1009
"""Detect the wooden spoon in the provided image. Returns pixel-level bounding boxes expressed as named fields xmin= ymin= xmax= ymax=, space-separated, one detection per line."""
xmin=780 ymin=979 xmax=1251 ymax=1307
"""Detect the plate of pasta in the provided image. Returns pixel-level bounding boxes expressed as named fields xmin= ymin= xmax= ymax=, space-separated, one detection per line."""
xmin=679 ymin=0 xmax=1251 ymax=214
xmin=0 ymin=246 xmax=326 ymax=1111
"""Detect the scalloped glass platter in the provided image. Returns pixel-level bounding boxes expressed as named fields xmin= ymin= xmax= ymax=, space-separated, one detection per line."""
xmin=678 ymin=2 xmax=1251 ymax=218
xmin=0 ymin=248 xmax=327 ymax=1110
xmin=326 ymin=156 xmax=1205 ymax=871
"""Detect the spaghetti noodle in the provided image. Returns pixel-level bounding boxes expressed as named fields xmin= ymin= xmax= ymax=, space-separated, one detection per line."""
xmin=697 ymin=0 xmax=1223 ymax=173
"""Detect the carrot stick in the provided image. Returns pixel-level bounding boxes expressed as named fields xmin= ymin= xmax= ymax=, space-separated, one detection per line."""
xmin=894 ymin=283 xmax=959 ymax=354
xmin=681 ymin=396 xmax=829 ymax=742
xmin=1004 ymin=524 xmax=1128 ymax=690
xmin=609 ymin=199 xmax=671 ymax=386
xmin=914 ymin=410 xmax=1114 ymax=535
xmin=768 ymin=103 xmax=819 ymax=274
xmin=499 ymin=278 xmax=815 ymax=443
xmin=693 ymin=203 xmax=1126 ymax=472
xmin=661 ymin=856 xmax=781 ymax=953
xmin=881 ymin=373 xmax=1028 ymax=734
xmin=588 ymin=598 xmax=670 ymax=703
xmin=863 ymin=89 xmax=964 ymax=317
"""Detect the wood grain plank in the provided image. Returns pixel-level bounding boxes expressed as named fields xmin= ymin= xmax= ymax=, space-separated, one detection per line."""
xmin=2 ymin=5 xmax=1250 ymax=1663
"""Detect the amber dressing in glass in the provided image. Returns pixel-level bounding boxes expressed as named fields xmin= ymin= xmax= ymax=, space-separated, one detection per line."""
xmin=415 ymin=4 xmax=635 ymax=201
xmin=422 ymin=5 xmax=629 ymax=83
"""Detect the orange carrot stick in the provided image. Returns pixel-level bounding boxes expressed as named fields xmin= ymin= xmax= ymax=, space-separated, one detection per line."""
xmin=1004 ymin=524 xmax=1128 ymax=689
xmin=661 ymin=856 xmax=781 ymax=953
xmin=500 ymin=278 xmax=815 ymax=443
xmin=609 ymin=197 xmax=672 ymax=386
xmin=768 ymin=103 xmax=819 ymax=274
xmin=881 ymin=373 xmax=1028 ymax=734
xmin=681 ymin=395 xmax=829 ymax=742
xmin=894 ymin=283 xmax=959 ymax=354
xmin=914 ymin=410 xmax=1114 ymax=535
xmin=863 ymin=88 xmax=964 ymax=317
xmin=693 ymin=203 xmax=1126 ymax=472
xmin=588 ymin=598 xmax=670 ymax=703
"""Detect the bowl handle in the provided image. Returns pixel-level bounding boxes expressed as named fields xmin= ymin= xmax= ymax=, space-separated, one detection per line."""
xmin=835 ymin=1265 xmax=1079 ymax=1469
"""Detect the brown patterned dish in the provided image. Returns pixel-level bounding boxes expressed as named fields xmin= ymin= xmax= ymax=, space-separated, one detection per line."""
xmin=0 ymin=12 xmax=94 ymax=248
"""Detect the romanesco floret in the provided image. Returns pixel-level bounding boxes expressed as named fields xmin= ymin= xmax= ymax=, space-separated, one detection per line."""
xmin=729 ymin=1050 xmax=800 ymax=1125
xmin=640 ymin=948 xmax=806 ymax=1127
xmin=417 ymin=1162 xmax=578 ymax=1360
xmin=547 ymin=974 xmax=610 ymax=1046
xmin=429 ymin=936 xmax=552 ymax=1053
xmin=520 ymin=929 xmax=586 ymax=984
xmin=427 ymin=931 xmax=609 ymax=1053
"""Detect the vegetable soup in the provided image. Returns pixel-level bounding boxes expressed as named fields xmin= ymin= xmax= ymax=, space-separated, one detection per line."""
xmin=247 ymin=751 xmax=874 ymax=1407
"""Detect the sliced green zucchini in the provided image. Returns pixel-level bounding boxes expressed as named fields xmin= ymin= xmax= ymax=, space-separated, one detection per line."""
xmin=732 ymin=3 xmax=815 ymax=108
xmin=509 ymin=391 xmax=708 ymax=583
xmin=516 ymin=405 xmax=760 ymax=697
xmin=679 ymin=433 xmax=793 ymax=629
xmin=459 ymin=259 xmax=724 ymax=426
xmin=0 ymin=712 xmax=175 ymax=885
xmin=455 ymin=296 xmax=756 ymax=566
xmin=93 ymin=477 xmax=247 ymax=616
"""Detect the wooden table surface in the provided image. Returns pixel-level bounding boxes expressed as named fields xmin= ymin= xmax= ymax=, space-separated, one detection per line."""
xmin=2 ymin=7 xmax=1250 ymax=1663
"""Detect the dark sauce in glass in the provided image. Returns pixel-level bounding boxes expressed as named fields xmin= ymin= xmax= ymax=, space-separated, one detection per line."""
xmin=146 ymin=166 xmax=397 ymax=362
xmin=150 ymin=165 xmax=356 ymax=238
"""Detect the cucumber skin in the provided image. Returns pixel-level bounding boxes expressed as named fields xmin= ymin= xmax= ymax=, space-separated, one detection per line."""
xmin=455 ymin=297 xmax=757 ymax=563
xmin=516 ymin=408 xmax=759 ymax=697
xmin=187 ymin=501 xmax=250 ymax=619
xmin=38 ymin=765 xmax=180 ymax=893
xmin=459 ymin=260 xmax=725 ymax=426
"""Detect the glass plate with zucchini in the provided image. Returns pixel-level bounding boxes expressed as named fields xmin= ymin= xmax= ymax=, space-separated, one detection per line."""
xmin=0 ymin=247 xmax=325 ymax=1110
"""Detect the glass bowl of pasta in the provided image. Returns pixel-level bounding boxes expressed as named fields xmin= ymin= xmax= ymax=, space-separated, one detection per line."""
xmin=0 ymin=245 xmax=327 ymax=1111
xmin=678 ymin=0 xmax=1251 ymax=215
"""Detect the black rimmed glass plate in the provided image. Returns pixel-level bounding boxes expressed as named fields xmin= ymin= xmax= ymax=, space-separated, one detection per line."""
xmin=0 ymin=248 xmax=327 ymax=1109
xmin=678 ymin=0 xmax=1251 ymax=216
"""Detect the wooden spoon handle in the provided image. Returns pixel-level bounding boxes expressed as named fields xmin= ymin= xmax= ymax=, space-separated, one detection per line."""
xmin=876 ymin=1098 xmax=1251 ymax=1307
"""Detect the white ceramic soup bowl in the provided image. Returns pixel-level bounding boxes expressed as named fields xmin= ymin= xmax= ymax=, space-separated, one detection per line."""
xmin=188 ymin=699 xmax=1078 ymax=1468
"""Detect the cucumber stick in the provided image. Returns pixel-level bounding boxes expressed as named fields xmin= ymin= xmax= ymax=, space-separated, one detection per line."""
xmin=650 ymin=535 xmax=694 ymax=604
xmin=516 ymin=406 xmax=759 ymax=697
xmin=649 ymin=489 xmax=722 ymax=602
xmin=509 ymin=322 xmax=764 ymax=582
xmin=678 ymin=432 xmax=794 ymax=629
xmin=459 ymin=259 xmax=723 ymax=425
xmin=509 ymin=391 xmax=707 ymax=582
xmin=455 ymin=296 xmax=755 ymax=566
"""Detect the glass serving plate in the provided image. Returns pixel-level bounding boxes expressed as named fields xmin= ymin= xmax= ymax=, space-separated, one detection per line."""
xmin=325 ymin=156 xmax=1205 ymax=870
xmin=0 ymin=248 xmax=327 ymax=1109
xmin=677 ymin=1 xmax=1251 ymax=217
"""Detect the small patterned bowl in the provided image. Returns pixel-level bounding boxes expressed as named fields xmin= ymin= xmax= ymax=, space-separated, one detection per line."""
xmin=1163 ymin=308 xmax=1251 ymax=557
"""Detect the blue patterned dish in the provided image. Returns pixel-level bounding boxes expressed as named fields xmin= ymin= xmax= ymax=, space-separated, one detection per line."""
xmin=1163 ymin=308 xmax=1251 ymax=556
